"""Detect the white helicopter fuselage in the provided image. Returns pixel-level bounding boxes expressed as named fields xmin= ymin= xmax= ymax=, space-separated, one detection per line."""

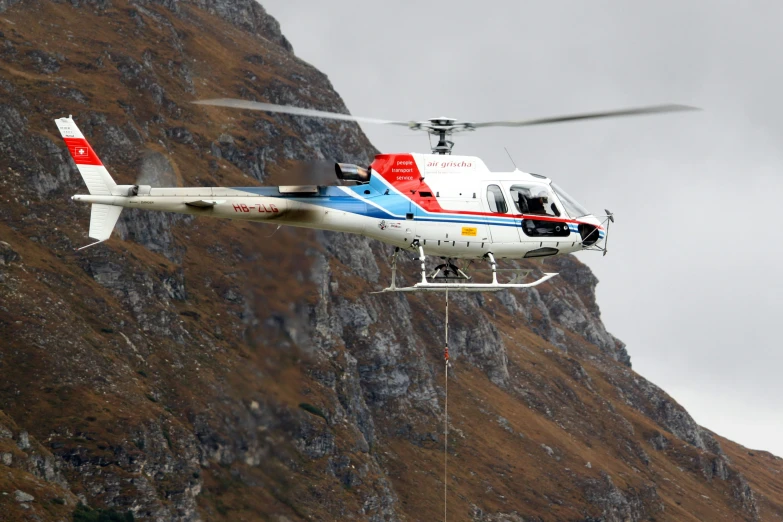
xmin=72 ymin=154 xmax=605 ymax=259
xmin=59 ymin=117 xmax=606 ymax=260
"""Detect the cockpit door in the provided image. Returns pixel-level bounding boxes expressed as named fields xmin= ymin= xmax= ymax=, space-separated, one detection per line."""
xmin=482 ymin=182 xmax=522 ymax=243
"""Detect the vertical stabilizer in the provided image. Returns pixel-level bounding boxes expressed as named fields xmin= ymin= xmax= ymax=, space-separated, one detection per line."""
xmin=57 ymin=116 xmax=123 ymax=249
xmin=55 ymin=116 xmax=117 ymax=195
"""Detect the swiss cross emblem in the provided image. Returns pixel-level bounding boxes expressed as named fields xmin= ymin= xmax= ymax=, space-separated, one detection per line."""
xmin=76 ymin=148 xmax=87 ymax=156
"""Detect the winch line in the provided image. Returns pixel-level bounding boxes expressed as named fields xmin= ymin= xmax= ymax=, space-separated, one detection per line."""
xmin=443 ymin=289 xmax=450 ymax=522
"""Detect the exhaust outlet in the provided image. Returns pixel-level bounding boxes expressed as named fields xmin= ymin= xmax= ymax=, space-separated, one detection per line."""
xmin=335 ymin=163 xmax=370 ymax=182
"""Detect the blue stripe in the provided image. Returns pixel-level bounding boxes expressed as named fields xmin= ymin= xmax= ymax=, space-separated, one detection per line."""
xmin=232 ymin=181 xmax=593 ymax=233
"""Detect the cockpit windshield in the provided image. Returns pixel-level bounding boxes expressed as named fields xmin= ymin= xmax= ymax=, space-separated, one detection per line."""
xmin=551 ymin=183 xmax=590 ymax=218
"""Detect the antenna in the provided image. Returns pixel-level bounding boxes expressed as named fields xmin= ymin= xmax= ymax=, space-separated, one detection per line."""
xmin=504 ymin=147 xmax=518 ymax=170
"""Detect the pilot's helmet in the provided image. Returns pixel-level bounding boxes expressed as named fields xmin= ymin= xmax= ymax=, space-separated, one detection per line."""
xmin=537 ymin=190 xmax=549 ymax=202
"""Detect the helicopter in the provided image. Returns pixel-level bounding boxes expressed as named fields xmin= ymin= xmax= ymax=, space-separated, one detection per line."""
xmin=57 ymin=101 xmax=696 ymax=292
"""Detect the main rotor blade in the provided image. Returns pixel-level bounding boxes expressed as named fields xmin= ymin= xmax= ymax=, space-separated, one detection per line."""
xmin=472 ymin=104 xmax=699 ymax=128
xmin=193 ymin=98 xmax=410 ymax=126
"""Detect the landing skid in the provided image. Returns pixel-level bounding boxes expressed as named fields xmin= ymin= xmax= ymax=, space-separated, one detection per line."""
xmin=374 ymin=247 xmax=558 ymax=293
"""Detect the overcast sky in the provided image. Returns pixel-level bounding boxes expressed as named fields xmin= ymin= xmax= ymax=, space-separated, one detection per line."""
xmin=261 ymin=0 xmax=783 ymax=456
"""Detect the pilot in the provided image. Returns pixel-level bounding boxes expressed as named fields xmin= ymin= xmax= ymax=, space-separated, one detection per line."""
xmin=528 ymin=190 xmax=548 ymax=215
xmin=538 ymin=190 xmax=562 ymax=216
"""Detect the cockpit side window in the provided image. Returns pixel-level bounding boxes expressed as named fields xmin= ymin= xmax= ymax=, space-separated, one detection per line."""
xmin=486 ymin=185 xmax=508 ymax=213
xmin=510 ymin=184 xmax=560 ymax=217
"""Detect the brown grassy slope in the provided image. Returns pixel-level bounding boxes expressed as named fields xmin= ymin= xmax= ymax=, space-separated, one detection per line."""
xmin=0 ymin=411 xmax=77 ymax=521
xmin=0 ymin=1 xmax=780 ymax=521
xmin=715 ymin=434 xmax=783 ymax=521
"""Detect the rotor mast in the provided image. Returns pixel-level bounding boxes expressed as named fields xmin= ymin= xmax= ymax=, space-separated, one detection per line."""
xmin=434 ymin=126 xmax=453 ymax=155
xmin=411 ymin=117 xmax=475 ymax=155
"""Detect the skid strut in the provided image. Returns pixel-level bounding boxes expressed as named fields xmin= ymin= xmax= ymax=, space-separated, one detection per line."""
xmin=487 ymin=252 xmax=498 ymax=285
xmin=388 ymin=247 xmax=399 ymax=290
xmin=419 ymin=245 xmax=427 ymax=285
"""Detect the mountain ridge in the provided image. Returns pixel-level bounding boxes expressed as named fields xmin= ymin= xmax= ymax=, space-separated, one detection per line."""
xmin=0 ymin=1 xmax=781 ymax=521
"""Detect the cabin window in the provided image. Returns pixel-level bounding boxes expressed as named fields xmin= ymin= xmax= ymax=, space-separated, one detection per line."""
xmin=486 ymin=185 xmax=508 ymax=213
xmin=509 ymin=184 xmax=560 ymax=217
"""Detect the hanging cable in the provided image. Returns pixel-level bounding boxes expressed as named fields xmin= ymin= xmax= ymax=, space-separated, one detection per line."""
xmin=444 ymin=289 xmax=450 ymax=522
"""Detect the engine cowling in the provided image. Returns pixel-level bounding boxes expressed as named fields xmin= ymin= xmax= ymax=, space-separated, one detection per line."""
xmin=335 ymin=163 xmax=370 ymax=182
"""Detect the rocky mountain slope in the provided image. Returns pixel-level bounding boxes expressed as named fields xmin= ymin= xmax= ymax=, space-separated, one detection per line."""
xmin=0 ymin=1 xmax=781 ymax=520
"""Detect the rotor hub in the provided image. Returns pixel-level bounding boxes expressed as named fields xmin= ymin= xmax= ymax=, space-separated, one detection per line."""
xmin=429 ymin=116 xmax=457 ymax=126
xmin=409 ymin=118 xmax=477 ymax=155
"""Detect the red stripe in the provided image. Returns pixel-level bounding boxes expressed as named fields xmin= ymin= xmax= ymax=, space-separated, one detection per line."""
xmin=63 ymin=137 xmax=103 ymax=166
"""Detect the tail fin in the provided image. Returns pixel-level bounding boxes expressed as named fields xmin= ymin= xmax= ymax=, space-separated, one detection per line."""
xmin=55 ymin=116 xmax=117 ymax=195
xmin=56 ymin=116 xmax=123 ymax=248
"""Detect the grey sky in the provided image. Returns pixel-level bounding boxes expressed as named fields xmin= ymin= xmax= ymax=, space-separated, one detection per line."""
xmin=261 ymin=0 xmax=783 ymax=456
